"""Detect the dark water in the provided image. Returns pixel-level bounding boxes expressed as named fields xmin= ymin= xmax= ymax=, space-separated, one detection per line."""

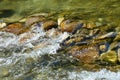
xmin=0 ymin=0 xmax=120 ymax=80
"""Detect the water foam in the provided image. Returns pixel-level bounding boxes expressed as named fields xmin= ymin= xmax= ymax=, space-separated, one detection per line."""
xmin=0 ymin=25 xmax=69 ymax=66
xmin=68 ymin=69 xmax=120 ymax=80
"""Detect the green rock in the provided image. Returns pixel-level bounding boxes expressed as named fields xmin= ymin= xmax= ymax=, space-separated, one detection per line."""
xmin=99 ymin=50 xmax=117 ymax=64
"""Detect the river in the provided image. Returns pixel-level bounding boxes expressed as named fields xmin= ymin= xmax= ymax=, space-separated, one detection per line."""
xmin=0 ymin=0 xmax=120 ymax=80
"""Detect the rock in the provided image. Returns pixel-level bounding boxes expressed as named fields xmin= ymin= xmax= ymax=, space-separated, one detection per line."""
xmin=99 ymin=50 xmax=117 ymax=64
xmin=60 ymin=20 xmax=83 ymax=33
xmin=70 ymin=46 xmax=99 ymax=64
xmin=25 ymin=16 xmax=45 ymax=27
xmin=5 ymin=23 xmax=27 ymax=35
xmin=85 ymin=21 xmax=96 ymax=29
xmin=0 ymin=22 xmax=6 ymax=29
xmin=42 ymin=20 xmax=58 ymax=30
xmin=5 ymin=23 xmax=22 ymax=34
xmin=97 ymin=32 xmax=116 ymax=39
xmin=57 ymin=17 xmax=64 ymax=25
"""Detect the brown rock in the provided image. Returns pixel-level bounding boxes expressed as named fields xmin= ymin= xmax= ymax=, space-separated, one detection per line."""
xmin=70 ymin=46 xmax=99 ymax=64
xmin=60 ymin=20 xmax=82 ymax=33
xmin=42 ymin=20 xmax=58 ymax=30
xmin=5 ymin=23 xmax=26 ymax=35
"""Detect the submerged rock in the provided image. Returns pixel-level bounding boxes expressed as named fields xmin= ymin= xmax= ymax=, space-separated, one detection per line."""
xmin=70 ymin=46 xmax=99 ymax=64
xmin=99 ymin=50 xmax=117 ymax=64
xmin=60 ymin=20 xmax=83 ymax=33
xmin=25 ymin=16 xmax=40 ymax=27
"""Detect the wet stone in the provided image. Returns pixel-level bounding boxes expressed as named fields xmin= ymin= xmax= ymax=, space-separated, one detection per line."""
xmin=60 ymin=20 xmax=83 ymax=33
xmin=4 ymin=23 xmax=26 ymax=35
xmin=42 ymin=20 xmax=58 ymax=30
xmin=99 ymin=50 xmax=117 ymax=64
xmin=70 ymin=46 xmax=99 ymax=64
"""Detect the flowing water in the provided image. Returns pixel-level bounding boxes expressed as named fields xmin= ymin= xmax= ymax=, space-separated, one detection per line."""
xmin=0 ymin=0 xmax=120 ymax=80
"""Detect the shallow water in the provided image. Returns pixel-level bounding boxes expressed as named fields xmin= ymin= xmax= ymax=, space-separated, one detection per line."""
xmin=0 ymin=0 xmax=120 ymax=80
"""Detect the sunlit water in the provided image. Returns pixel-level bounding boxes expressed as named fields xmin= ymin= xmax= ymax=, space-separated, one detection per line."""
xmin=0 ymin=0 xmax=120 ymax=80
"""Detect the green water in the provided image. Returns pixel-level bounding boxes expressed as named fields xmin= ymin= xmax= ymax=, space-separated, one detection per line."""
xmin=0 ymin=0 xmax=120 ymax=24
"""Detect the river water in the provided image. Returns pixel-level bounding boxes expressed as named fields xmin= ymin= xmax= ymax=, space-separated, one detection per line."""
xmin=0 ymin=0 xmax=120 ymax=80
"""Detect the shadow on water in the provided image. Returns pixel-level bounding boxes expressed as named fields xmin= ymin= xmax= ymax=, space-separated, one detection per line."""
xmin=0 ymin=9 xmax=15 ymax=18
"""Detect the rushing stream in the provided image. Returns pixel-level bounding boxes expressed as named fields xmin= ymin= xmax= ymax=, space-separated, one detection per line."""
xmin=0 ymin=0 xmax=120 ymax=80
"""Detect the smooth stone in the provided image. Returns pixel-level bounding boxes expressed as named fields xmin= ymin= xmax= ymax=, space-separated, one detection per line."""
xmin=71 ymin=46 xmax=99 ymax=64
xmin=99 ymin=50 xmax=117 ymax=64
xmin=60 ymin=20 xmax=83 ymax=33
xmin=5 ymin=23 xmax=26 ymax=35
xmin=42 ymin=20 xmax=58 ymax=30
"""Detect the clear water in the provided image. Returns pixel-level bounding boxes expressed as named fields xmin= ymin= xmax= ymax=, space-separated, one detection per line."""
xmin=0 ymin=0 xmax=120 ymax=80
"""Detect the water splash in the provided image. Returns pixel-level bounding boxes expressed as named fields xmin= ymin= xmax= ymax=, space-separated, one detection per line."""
xmin=68 ymin=69 xmax=120 ymax=80
xmin=0 ymin=24 xmax=69 ymax=66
